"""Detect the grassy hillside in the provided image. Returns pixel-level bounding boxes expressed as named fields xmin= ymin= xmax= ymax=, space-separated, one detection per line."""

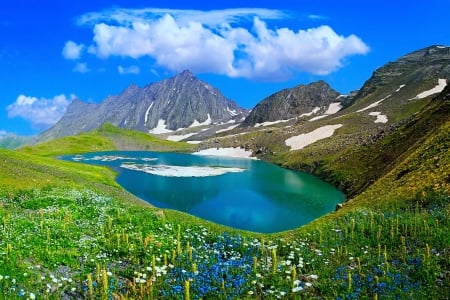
xmin=19 ymin=123 xmax=194 ymax=157
xmin=278 ymin=87 xmax=449 ymax=197
xmin=0 ymin=98 xmax=448 ymax=298
xmin=0 ymin=135 xmax=31 ymax=150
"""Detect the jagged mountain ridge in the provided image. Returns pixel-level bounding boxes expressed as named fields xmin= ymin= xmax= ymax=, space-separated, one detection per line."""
xmin=37 ymin=70 xmax=247 ymax=142
xmin=241 ymin=80 xmax=342 ymax=127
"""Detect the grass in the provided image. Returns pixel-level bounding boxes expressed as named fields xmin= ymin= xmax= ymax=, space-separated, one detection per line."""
xmin=0 ymin=186 xmax=448 ymax=299
xmin=19 ymin=123 xmax=194 ymax=157
xmin=0 ymin=104 xmax=449 ymax=298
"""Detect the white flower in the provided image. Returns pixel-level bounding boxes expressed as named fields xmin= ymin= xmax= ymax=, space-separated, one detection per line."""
xmin=292 ymin=286 xmax=304 ymax=292
xmin=29 ymin=292 xmax=36 ymax=300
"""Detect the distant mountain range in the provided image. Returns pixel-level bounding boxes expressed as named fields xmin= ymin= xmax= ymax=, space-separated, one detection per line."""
xmin=0 ymin=134 xmax=32 ymax=149
xmin=36 ymin=45 xmax=449 ymax=145
xmin=37 ymin=70 xmax=247 ymax=142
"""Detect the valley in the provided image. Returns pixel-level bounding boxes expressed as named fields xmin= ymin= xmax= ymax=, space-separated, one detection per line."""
xmin=0 ymin=45 xmax=449 ymax=299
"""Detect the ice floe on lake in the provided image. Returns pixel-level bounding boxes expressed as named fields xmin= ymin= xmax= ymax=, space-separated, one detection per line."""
xmin=120 ymin=163 xmax=246 ymax=177
xmin=194 ymin=147 xmax=255 ymax=159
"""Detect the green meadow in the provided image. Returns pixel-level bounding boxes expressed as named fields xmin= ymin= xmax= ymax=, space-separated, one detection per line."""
xmin=0 ymin=121 xmax=449 ymax=299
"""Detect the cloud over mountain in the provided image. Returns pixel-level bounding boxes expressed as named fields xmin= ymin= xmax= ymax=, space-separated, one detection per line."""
xmin=7 ymin=94 xmax=75 ymax=129
xmin=67 ymin=7 xmax=369 ymax=80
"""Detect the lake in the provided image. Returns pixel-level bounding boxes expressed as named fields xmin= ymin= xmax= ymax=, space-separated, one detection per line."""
xmin=63 ymin=151 xmax=345 ymax=233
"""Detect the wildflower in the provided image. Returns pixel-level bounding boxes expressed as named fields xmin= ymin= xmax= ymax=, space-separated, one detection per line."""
xmin=292 ymin=286 xmax=303 ymax=292
xmin=29 ymin=292 xmax=36 ymax=300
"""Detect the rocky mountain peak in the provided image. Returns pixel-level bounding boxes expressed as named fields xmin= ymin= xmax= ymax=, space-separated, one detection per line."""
xmin=36 ymin=70 xmax=248 ymax=142
xmin=242 ymin=80 xmax=341 ymax=127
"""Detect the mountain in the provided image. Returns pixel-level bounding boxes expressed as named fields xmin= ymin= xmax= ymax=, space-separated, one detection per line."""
xmin=0 ymin=134 xmax=32 ymax=149
xmin=241 ymin=80 xmax=342 ymax=127
xmin=203 ymin=45 xmax=449 ymax=197
xmin=355 ymin=45 xmax=450 ymax=100
xmin=36 ymin=70 xmax=247 ymax=142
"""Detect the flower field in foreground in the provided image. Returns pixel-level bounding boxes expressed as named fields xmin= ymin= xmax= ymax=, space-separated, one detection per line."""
xmin=0 ymin=188 xmax=449 ymax=299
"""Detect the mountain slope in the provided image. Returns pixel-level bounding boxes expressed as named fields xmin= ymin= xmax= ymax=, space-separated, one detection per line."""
xmin=0 ymin=134 xmax=32 ymax=149
xmin=36 ymin=70 xmax=247 ymax=142
xmin=205 ymin=46 xmax=449 ymax=198
xmin=22 ymin=123 xmax=194 ymax=157
xmin=242 ymin=80 xmax=341 ymax=127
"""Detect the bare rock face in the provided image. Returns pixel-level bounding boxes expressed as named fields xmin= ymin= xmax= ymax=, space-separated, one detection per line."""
xmin=37 ymin=70 xmax=248 ymax=142
xmin=241 ymin=80 xmax=340 ymax=127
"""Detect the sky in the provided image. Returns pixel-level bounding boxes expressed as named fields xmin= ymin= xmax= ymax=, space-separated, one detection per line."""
xmin=1 ymin=0 xmax=449 ymax=136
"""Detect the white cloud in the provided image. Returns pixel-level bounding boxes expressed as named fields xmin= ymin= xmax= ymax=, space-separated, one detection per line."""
xmin=73 ymin=62 xmax=90 ymax=73
xmin=62 ymin=40 xmax=84 ymax=59
xmin=72 ymin=8 xmax=369 ymax=80
xmin=0 ymin=130 xmax=7 ymax=137
xmin=7 ymin=94 xmax=75 ymax=129
xmin=118 ymin=65 xmax=140 ymax=74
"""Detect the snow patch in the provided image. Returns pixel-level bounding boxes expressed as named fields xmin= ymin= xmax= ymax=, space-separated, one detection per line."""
xmin=187 ymin=140 xmax=202 ymax=144
xmin=149 ymin=119 xmax=173 ymax=134
xmin=309 ymin=115 xmax=327 ymax=121
xmin=395 ymin=84 xmax=405 ymax=92
xmin=255 ymin=118 xmax=293 ymax=127
xmin=285 ymin=124 xmax=343 ymax=151
xmin=436 ymin=46 xmax=447 ymax=49
xmin=307 ymin=103 xmax=342 ymax=122
xmin=194 ymin=147 xmax=255 ymax=159
xmin=190 ymin=114 xmax=212 ymax=127
xmin=413 ymin=79 xmax=447 ymax=99
xmin=216 ymin=124 xmax=240 ymax=133
xmin=368 ymin=112 xmax=388 ymax=123
xmin=324 ymin=102 xmax=343 ymax=115
xmin=357 ymin=95 xmax=391 ymax=112
xmin=144 ymin=102 xmax=154 ymax=125
xmin=227 ymin=107 xmax=238 ymax=116
xmin=120 ymin=163 xmax=245 ymax=177
xmin=336 ymin=94 xmax=348 ymax=99
xmin=166 ymin=133 xmax=197 ymax=142
xmin=300 ymin=107 xmax=321 ymax=117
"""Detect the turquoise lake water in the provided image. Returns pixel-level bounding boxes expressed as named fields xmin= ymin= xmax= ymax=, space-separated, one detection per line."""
xmin=64 ymin=151 xmax=345 ymax=233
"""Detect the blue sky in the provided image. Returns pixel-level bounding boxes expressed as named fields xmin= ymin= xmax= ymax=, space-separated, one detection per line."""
xmin=1 ymin=0 xmax=449 ymax=136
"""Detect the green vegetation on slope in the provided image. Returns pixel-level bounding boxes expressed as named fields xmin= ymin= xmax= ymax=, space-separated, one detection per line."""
xmin=0 ymin=95 xmax=449 ymax=298
xmin=0 ymin=148 xmax=118 ymax=191
xmin=0 ymin=135 xmax=31 ymax=150
xmin=19 ymin=123 xmax=195 ymax=157
xmin=261 ymin=86 xmax=449 ymax=198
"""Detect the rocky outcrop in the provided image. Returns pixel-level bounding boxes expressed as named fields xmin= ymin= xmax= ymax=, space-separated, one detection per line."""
xmin=241 ymin=80 xmax=340 ymax=127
